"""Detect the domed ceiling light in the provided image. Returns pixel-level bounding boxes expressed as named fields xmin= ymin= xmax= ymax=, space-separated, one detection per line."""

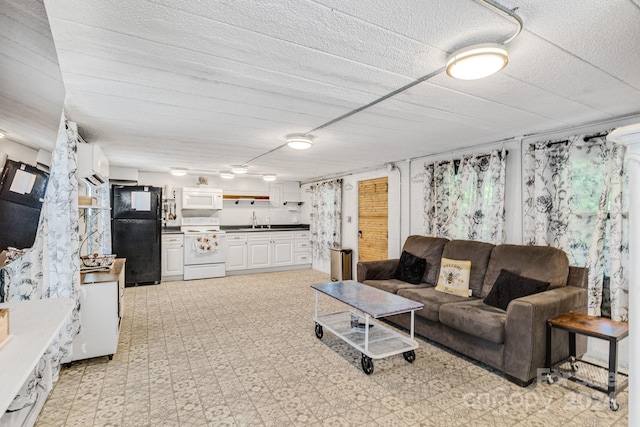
xmin=170 ymin=168 xmax=187 ymax=176
xmin=262 ymin=174 xmax=276 ymax=182
xmin=230 ymin=165 xmax=248 ymax=174
xmin=286 ymin=134 xmax=314 ymax=150
xmin=220 ymin=171 xmax=235 ymax=179
xmin=446 ymin=43 xmax=508 ymax=80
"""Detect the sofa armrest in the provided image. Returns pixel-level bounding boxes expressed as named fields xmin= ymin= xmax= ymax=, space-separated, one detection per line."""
xmin=357 ymin=259 xmax=399 ymax=282
xmin=503 ymin=286 xmax=588 ymax=384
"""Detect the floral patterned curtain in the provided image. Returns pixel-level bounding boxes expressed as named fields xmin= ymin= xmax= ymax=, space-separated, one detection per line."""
xmin=523 ymin=134 xmax=629 ymax=321
xmin=423 ymin=149 xmax=506 ymax=244
xmin=309 ymin=179 xmax=342 ymax=260
xmin=1 ymin=116 xmax=81 ymax=412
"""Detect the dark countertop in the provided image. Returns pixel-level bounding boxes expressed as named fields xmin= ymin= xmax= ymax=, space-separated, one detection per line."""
xmin=222 ymin=224 xmax=310 ymax=233
xmin=162 ymin=227 xmax=183 ymax=234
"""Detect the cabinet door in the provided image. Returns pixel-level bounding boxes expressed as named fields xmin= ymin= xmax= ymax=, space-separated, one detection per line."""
xmin=162 ymin=235 xmax=184 ymax=276
xmin=272 ymin=239 xmax=294 ymax=266
xmin=248 ymin=236 xmax=271 ymax=268
xmin=269 ymin=183 xmax=284 ymax=210
xmin=226 ymin=241 xmax=248 ymax=270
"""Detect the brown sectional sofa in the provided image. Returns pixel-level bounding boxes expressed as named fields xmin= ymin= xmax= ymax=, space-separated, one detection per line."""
xmin=357 ymin=235 xmax=588 ymax=386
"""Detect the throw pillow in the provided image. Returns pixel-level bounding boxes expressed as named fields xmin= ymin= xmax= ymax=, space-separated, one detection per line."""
xmin=394 ymin=251 xmax=427 ymax=284
xmin=435 ymin=258 xmax=472 ymax=297
xmin=483 ymin=269 xmax=550 ymax=311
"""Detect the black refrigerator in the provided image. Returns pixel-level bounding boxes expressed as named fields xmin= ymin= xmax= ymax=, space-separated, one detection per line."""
xmin=111 ymin=185 xmax=162 ymax=286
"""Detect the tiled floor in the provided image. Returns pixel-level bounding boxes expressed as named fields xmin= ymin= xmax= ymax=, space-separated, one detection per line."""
xmin=36 ymin=269 xmax=628 ymax=426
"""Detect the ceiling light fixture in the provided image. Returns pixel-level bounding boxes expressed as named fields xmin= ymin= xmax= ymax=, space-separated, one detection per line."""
xmin=286 ymin=134 xmax=314 ymax=150
xmin=220 ymin=171 xmax=235 ymax=179
xmin=170 ymin=168 xmax=187 ymax=176
xmin=230 ymin=165 xmax=248 ymax=174
xmin=262 ymin=174 xmax=276 ymax=182
xmin=446 ymin=43 xmax=509 ymax=80
xmin=0 ymin=131 xmax=5 ymax=139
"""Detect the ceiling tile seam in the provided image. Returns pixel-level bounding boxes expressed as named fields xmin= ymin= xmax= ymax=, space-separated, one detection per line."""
xmin=522 ymin=26 xmax=640 ymax=94
xmin=147 ymin=0 xmax=454 ymax=61
xmin=300 ymin=111 xmax=640 ymax=185
xmin=60 ymin=70 xmax=350 ymax=120
xmin=51 ymin=30 xmax=423 ymax=100
xmin=56 ymin=57 xmax=390 ymax=114
xmin=47 ymin=12 xmax=447 ymax=83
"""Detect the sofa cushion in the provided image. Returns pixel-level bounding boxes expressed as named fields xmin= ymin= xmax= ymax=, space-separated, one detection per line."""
xmin=363 ymin=279 xmax=430 ymax=294
xmin=439 ymin=299 xmax=507 ymax=344
xmin=394 ymin=251 xmax=428 ymax=284
xmin=481 ymin=244 xmax=569 ymax=297
xmin=398 ymin=287 xmax=476 ymax=322
xmin=483 ymin=269 xmax=550 ymax=311
xmin=402 ymin=235 xmax=449 ymax=285
xmin=435 ymin=258 xmax=471 ymax=297
xmin=442 ymin=240 xmax=495 ymax=297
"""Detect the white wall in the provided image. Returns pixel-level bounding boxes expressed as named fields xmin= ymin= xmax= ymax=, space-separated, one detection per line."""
xmin=136 ymin=172 xmax=303 ymax=227
xmin=0 ymin=139 xmax=39 ymax=165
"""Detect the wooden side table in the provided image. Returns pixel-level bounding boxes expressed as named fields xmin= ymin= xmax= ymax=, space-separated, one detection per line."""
xmin=545 ymin=311 xmax=629 ymax=411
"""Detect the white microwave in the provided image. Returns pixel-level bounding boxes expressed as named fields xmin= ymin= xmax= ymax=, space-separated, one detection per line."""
xmin=181 ymin=187 xmax=223 ymax=210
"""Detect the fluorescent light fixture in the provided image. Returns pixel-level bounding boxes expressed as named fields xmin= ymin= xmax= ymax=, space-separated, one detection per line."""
xmin=220 ymin=171 xmax=235 ymax=179
xmin=286 ymin=133 xmax=314 ymax=150
xmin=262 ymin=174 xmax=276 ymax=182
xmin=230 ymin=165 xmax=248 ymax=174
xmin=446 ymin=43 xmax=508 ymax=80
xmin=170 ymin=168 xmax=187 ymax=176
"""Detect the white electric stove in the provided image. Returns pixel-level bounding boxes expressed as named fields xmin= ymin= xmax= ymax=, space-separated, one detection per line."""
xmin=180 ymin=218 xmax=226 ymax=280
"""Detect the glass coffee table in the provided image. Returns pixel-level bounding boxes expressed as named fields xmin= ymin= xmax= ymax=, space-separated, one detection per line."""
xmin=311 ymin=280 xmax=424 ymax=374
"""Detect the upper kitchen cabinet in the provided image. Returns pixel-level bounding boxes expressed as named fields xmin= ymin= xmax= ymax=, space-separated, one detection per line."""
xmin=181 ymin=187 xmax=223 ymax=210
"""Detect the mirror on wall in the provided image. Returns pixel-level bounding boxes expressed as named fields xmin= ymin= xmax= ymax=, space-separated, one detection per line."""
xmin=0 ymin=0 xmax=65 ymax=255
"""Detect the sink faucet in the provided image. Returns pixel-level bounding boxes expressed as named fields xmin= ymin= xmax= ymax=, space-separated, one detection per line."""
xmin=252 ymin=211 xmax=257 ymax=228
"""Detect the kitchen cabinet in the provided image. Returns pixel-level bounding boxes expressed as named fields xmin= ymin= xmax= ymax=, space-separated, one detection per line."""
xmin=72 ymin=259 xmax=125 ymax=362
xmin=161 ymin=234 xmax=184 ymax=279
xmin=226 ymin=233 xmax=248 ymax=271
xmin=294 ymin=231 xmax=311 ymax=264
xmin=181 ymin=187 xmax=223 ymax=210
xmin=269 ymin=183 xmax=284 ymax=210
xmin=248 ymin=233 xmax=272 ymax=268
xmin=272 ymin=231 xmax=294 ymax=267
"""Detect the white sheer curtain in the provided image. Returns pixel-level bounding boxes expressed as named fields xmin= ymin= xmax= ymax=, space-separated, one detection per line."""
xmin=523 ymin=134 xmax=629 ymax=321
xmin=1 ymin=116 xmax=81 ymax=411
xmin=309 ymin=179 xmax=342 ymax=260
xmin=423 ymin=149 xmax=506 ymax=244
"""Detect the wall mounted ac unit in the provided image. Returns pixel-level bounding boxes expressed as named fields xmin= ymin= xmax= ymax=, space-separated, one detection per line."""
xmin=77 ymin=143 xmax=109 ymax=185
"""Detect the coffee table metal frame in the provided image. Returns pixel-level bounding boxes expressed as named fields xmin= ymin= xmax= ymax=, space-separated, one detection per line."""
xmin=312 ymin=280 xmax=424 ymax=374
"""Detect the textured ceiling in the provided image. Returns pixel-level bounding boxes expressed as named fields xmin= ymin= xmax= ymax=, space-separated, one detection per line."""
xmin=3 ymin=0 xmax=640 ymax=181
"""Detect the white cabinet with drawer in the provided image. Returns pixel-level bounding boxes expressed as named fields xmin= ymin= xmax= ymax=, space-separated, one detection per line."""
xmin=162 ymin=234 xmax=184 ymax=279
xmin=294 ymin=231 xmax=312 ymax=265
xmin=226 ymin=233 xmax=248 ymax=271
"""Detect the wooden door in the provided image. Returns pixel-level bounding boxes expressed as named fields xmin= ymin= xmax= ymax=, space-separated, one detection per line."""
xmin=358 ymin=177 xmax=388 ymax=262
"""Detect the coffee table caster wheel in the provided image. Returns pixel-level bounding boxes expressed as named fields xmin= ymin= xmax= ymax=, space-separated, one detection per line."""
xmin=610 ymin=398 xmax=619 ymax=411
xmin=403 ymin=350 xmax=416 ymax=363
xmin=361 ymin=354 xmax=374 ymax=375
xmin=569 ymin=356 xmax=579 ymax=372
xmin=315 ymin=324 xmax=323 ymax=339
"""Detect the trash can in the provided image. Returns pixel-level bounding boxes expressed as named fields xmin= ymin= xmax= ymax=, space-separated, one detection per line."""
xmin=330 ymin=248 xmax=352 ymax=281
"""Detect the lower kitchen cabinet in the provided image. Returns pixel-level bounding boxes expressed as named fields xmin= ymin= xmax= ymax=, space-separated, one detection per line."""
xmin=227 ymin=230 xmax=310 ymax=274
xmin=226 ymin=233 xmax=248 ymax=270
xmin=72 ymin=259 xmax=125 ymax=362
xmin=161 ymin=233 xmax=184 ymax=279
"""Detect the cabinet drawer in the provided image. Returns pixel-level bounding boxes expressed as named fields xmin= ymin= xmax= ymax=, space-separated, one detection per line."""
xmin=295 ymin=231 xmax=310 ymax=239
xmin=162 ymin=235 xmax=184 ymax=244
xmin=226 ymin=233 xmax=247 ymax=241
xmin=295 ymin=241 xmax=310 ymax=251
xmin=272 ymin=231 xmax=294 ymax=240
xmin=295 ymin=253 xmax=311 ymax=264
xmin=248 ymin=233 xmax=271 ymax=241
